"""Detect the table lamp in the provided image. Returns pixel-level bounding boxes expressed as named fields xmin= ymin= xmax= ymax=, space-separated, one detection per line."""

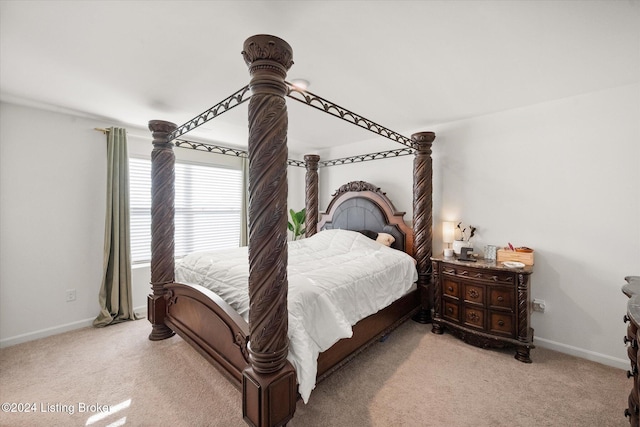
xmin=443 ymin=221 xmax=455 ymax=257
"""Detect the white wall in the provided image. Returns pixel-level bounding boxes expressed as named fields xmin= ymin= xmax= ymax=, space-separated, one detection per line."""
xmin=322 ymin=84 xmax=640 ymax=368
xmin=287 ymin=163 xmax=307 ymax=222
xmin=0 ymin=103 xmax=108 ymax=345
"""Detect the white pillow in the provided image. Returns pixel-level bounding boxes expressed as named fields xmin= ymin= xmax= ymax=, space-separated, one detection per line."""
xmin=376 ymin=232 xmax=395 ymax=247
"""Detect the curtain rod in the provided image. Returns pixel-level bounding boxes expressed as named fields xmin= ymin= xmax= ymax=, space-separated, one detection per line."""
xmin=94 ymin=127 xmax=110 ymax=134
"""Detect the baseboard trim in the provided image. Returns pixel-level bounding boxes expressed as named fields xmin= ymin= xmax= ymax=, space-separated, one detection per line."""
xmin=0 ymin=305 xmax=148 ymax=348
xmin=534 ymin=336 xmax=629 ymax=370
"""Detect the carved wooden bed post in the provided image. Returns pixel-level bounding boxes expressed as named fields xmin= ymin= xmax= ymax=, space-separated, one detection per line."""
xmin=304 ymin=154 xmax=320 ymax=238
xmin=147 ymin=120 xmax=178 ymax=340
xmin=411 ymin=131 xmax=436 ymax=324
xmin=241 ymin=34 xmax=297 ymax=427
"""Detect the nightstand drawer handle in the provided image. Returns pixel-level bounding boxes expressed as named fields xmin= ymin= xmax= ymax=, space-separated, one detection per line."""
xmin=447 ymin=307 xmax=453 ymax=314
xmin=624 ymin=336 xmax=638 ymax=348
xmin=625 ymin=315 xmax=631 ymax=323
xmin=627 ymin=366 xmax=638 ymax=378
xmin=498 ymin=320 xmax=505 ymax=327
xmin=497 ymin=296 xmax=504 ymax=302
xmin=448 ymin=286 xmax=454 ymax=292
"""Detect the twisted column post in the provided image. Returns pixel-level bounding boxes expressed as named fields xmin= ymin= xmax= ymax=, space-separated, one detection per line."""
xmin=147 ymin=120 xmax=177 ymax=340
xmin=304 ymin=154 xmax=320 ymax=238
xmin=241 ymin=34 xmax=297 ymax=427
xmin=411 ymin=131 xmax=435 ymax=324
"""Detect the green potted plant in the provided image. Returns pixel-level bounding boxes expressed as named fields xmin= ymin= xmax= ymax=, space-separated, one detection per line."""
xmin=287 ymin=208 xmax=306 ymax=240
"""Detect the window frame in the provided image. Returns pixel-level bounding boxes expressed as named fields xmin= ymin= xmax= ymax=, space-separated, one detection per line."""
xmin=128 ymin=155 xmax=244 ymax=265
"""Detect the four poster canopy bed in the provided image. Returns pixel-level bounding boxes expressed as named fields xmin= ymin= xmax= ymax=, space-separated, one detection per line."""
xmin=147 ymin=34 xmax=435 ymax=427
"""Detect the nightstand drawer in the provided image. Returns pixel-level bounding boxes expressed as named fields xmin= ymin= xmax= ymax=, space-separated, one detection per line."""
xmin=463 ymin=283 xmax=485 ymax=306
xmin=442 ymin=265 xmax=515 ymax=285
xmin=626 ymin=323 xmax=638 ymax=362
xmin=443 ymin=301 xmax=459 ymax=322
xmin=443 ymin=278 xmax=460 ymax=298
xmin=629 ymin=322 xmax=637 ymax=340
xmin=463 ymin=307 xmax=485 ymax=329
xmin=490 ymin=312 xmax=515 ymax=337
xmin=629 ymin=345 xmax=638 ymax=363
xmin=489 ymin=287 xmax=514 ymax=311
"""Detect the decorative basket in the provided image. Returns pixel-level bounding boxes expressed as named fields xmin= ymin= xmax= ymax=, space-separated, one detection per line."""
xmin=497 ymin=249 xmax=534 ymax=265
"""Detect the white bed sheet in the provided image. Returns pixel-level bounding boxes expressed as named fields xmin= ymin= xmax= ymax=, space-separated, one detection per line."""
xmin=175 ymin=229 xmax=418 ymax=402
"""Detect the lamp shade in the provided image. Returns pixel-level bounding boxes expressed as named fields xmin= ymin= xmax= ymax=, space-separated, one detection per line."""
xmin=442 ymin=221 xmax=455 ymax=244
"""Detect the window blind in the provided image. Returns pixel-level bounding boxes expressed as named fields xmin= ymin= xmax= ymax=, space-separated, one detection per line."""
xmin=129 ymin=157 xmax=243 ymax=264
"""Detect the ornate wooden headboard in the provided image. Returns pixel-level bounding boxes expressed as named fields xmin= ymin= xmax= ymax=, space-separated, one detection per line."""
xmin=316 ymin=181 xmax=414 ymax=256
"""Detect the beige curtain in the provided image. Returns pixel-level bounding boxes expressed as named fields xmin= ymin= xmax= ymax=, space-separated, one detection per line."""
xmin=94 ymin=127 xmax=138 ymax=327
xmin=240 ymin=156 xmax=249 ymax=246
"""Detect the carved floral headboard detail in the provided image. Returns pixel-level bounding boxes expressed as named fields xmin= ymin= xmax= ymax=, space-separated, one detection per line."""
xmin=331 ymin=180 xmax=383 ymax=196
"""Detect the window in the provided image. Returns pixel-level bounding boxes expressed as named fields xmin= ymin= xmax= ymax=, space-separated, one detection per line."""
xmin=129 ymin=157 xmax=243 ymax=264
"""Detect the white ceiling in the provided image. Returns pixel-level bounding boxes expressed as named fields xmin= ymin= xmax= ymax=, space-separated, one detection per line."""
xmin=1 ymin=1 xmax=639 ymax=156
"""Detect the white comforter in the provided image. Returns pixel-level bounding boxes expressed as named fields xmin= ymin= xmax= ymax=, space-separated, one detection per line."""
xmin=175 ymin=229 xmax=418 ymax=402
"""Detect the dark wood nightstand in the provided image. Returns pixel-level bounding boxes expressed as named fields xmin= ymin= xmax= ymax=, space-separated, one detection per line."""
xmin=622 ymin=276 xmax=640 ymax=426
xmin=431 ymin=256 xmax=534 ymax=363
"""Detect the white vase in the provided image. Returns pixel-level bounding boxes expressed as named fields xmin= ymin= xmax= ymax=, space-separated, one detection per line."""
xmin=452 ymin=240 xmax=472 ymax=255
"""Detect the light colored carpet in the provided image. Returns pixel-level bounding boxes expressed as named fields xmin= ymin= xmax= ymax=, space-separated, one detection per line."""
xmin=0 ymin=318 xmax=630 ymax=427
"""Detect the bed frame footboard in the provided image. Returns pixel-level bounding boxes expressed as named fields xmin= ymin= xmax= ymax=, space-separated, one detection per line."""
xmin=164 ymin=283 xmax=250 ymax=385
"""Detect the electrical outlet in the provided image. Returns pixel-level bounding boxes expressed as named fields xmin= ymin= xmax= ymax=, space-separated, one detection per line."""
xmin=532 ymin=299 xmax=546 ymax=313
xmin=65 ymin=289 xmax=76 ymax=302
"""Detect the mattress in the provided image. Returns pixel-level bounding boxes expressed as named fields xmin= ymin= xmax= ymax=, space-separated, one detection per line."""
xmin=175 ymin=228 xmax=418 ymax=402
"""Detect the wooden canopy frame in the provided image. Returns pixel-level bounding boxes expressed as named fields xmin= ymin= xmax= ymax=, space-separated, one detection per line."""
xmin=147 ymin=34 xmax=435 ymax=427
